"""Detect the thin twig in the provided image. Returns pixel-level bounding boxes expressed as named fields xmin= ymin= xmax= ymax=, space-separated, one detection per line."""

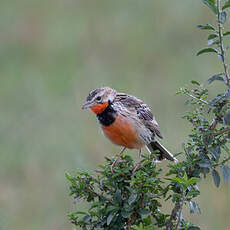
xmin=211 ymin=127 xmax=230 ymax=136
xmin=175 ymin=195 xmax=185 ymax=230
xmin=166 ymin=196 xmax=185 ymax=230
xmin=175 ymin=208 xmax=182 ymax=230
xmin=217 ymin=0 xmax=230 ymax=87
xmin=212 ymin=156 xmax=230 ymax=167
xmin=166 ymin=200 xmax=180 ymax=230
xmin=221 ymin=156 xmax=230 ymax=165
xmin=185 ymin=92 xmax=210 ymax=105
xmin=209 ymin=100 xmax=227 ymax=131
xmin=209 ymin=118 xmax=218 ymax=130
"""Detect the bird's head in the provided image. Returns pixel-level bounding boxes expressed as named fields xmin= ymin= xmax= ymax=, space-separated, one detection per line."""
xmin=82 ymin=87 xmax=117 ymax=114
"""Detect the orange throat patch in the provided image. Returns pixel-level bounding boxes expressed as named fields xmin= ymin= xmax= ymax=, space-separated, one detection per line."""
xmin=90 ymin=102 xmax=109 ymax=114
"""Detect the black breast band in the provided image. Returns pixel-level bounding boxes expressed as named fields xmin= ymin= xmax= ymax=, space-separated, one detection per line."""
xmin=97 ymin=103 xmax=116 ymax=126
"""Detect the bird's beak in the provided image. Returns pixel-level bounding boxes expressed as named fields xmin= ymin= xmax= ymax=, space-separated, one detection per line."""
xmin=82 ymin=101 xmax=93 ymax=109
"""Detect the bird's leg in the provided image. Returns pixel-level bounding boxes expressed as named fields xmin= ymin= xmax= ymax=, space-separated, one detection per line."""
xmin=111 ymin=147 xmax=126 ymax=173
xmin=132 ymin=149 xmax=142 ymax=173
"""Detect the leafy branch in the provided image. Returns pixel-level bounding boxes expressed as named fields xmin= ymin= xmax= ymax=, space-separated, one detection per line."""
xmin=217 ymin=0 xmax=230 ymax=86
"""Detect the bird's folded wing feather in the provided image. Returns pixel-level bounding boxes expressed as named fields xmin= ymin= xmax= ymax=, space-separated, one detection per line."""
xmin=115 ymin=93 xmax=163 ymax=139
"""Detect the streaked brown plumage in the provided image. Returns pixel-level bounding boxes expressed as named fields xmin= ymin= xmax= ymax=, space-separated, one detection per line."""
xmin=82 ymin=87 xmax=177 ymax=172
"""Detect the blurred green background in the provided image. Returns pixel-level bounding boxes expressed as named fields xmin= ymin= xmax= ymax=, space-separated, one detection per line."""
xmin=0 ymin=0 xmax=230 ymax=229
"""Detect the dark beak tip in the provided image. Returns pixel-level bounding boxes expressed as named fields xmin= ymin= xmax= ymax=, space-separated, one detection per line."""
xmin=82 ymin=102 xmax=90 ymax=109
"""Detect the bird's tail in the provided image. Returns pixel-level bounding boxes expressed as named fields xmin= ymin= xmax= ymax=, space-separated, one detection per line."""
xmin=147 ymin=140 xmax=178 ymax=162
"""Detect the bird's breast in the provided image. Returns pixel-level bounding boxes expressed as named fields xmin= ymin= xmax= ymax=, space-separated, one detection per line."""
xmin=100 ymin=113 xmax=145 ymax=149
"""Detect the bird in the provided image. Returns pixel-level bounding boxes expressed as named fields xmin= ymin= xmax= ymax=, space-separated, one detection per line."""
xmin=82 ymin=87 xmax=177 ymax=173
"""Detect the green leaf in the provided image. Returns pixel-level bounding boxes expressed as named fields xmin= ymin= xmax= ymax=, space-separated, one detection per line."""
xmin=208 ymin=146 xmax=221 ymax=161
xmin=222 ymin=144 xmax=230 ymax=156
xmin=224 ymin=109 xmax=230 ymax=125
xmin=225 ymin=89 xmax=230 ymax=99
xmin=198 ymin=162 xmax=212 ymax=168
xmin=197 ymin=47 xmax=218 ymax=56
xmin=89 ymin=202 xmax=100 ymax=210
xmin=113 ymin=189 xmax=122 ymax=204
xmin=83 ymin=215 xmax=91 ymax=223
xmin=189 ymin=201 xmax=196 ymax=213
xmin=212 ymin=169 xmax=220 ymax=187
xmin=208 ymin=33 xmax=218 ymax=40
xmin=121 ymin=210 xmax=132 ymax=218
xmin=132 ymin=226 xmax=139 ymax=230
xmin=188 ymin=226 xmax=200 ymax=230
xmin=221 ymin=165 xmax=230 ymax=183
xmin=128 ymin=193 xmax=138 ymax=205
xmin=223 ymin=31 xmax=230 ymax=36
xmin=144 ymin=226 xmax=153 ymax=230
xmin=187 ymin=190 xmax=200 ymax=197
xmin=196 ymin=203 xmax=201 ymax=214
xmin=132 ymin=223 xmax=144 ymax=230
xmin=223 ymin=0 xmax=230 ymax=10
xmin=172 ymin=177 xmax=183 ymax=184
xmin=220 ymin=11 xmax=227 ymax=24
xmin=74 ymin=211 xmax=88 ymax=215
xmin=202 ymin=0 xmax=217 ymax=14
xmin=65 ymin=172 xmax=74 ymax=182
xmin=107 ymin=211 xmax=117 ymax=226
xmin=191 ymin=80 xmax=200 ymax=86
xmin=173 ymin=193 xmax=182 ymax=199
xmin=183 ymin=172 xmax=188 ymax=181
xmin=138 ymin=208 xmax=151 ymax=215
xmin=105 ymin=206 xmax=118 ymax=214
xmin=197 ymin=24 xmax=215 ymax=30
xmin=187 ymin=177 xmax=200 ymax=185
xmin=207 ymin=74 xmax=224 ymax=84
xmin=209 ymin=93 xmax=225 ymax=106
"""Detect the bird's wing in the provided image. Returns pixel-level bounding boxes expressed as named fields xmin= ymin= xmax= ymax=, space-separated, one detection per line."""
xmin=114 ymin=93 xmax=163 ymax=139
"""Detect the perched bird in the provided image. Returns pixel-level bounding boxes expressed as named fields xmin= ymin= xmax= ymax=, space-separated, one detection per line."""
xmin=82 ymin=87 xmax=177 ymax=172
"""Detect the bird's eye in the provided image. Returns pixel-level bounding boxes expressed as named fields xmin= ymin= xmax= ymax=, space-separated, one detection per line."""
xmin=96 ymin=96 xmax=101 ymax=101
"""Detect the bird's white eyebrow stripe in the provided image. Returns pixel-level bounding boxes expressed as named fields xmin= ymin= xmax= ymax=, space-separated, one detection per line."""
xmin=87 ymin=88 xmax=101 ymax=101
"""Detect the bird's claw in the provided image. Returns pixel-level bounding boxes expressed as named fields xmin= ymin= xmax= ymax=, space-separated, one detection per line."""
xmin=110 ymin=159 xmax=118 ymax=173
xmin=132 ymin=162 xmax=141 ymax=174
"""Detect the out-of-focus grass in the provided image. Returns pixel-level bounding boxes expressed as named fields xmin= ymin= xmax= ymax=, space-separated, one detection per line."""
xmin=0 ymin=0 xmax=229 ymax=229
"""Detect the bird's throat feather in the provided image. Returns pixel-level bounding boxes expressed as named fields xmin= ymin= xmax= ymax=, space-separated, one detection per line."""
xmin=90 ymin=102 xmax=109 ymax=114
